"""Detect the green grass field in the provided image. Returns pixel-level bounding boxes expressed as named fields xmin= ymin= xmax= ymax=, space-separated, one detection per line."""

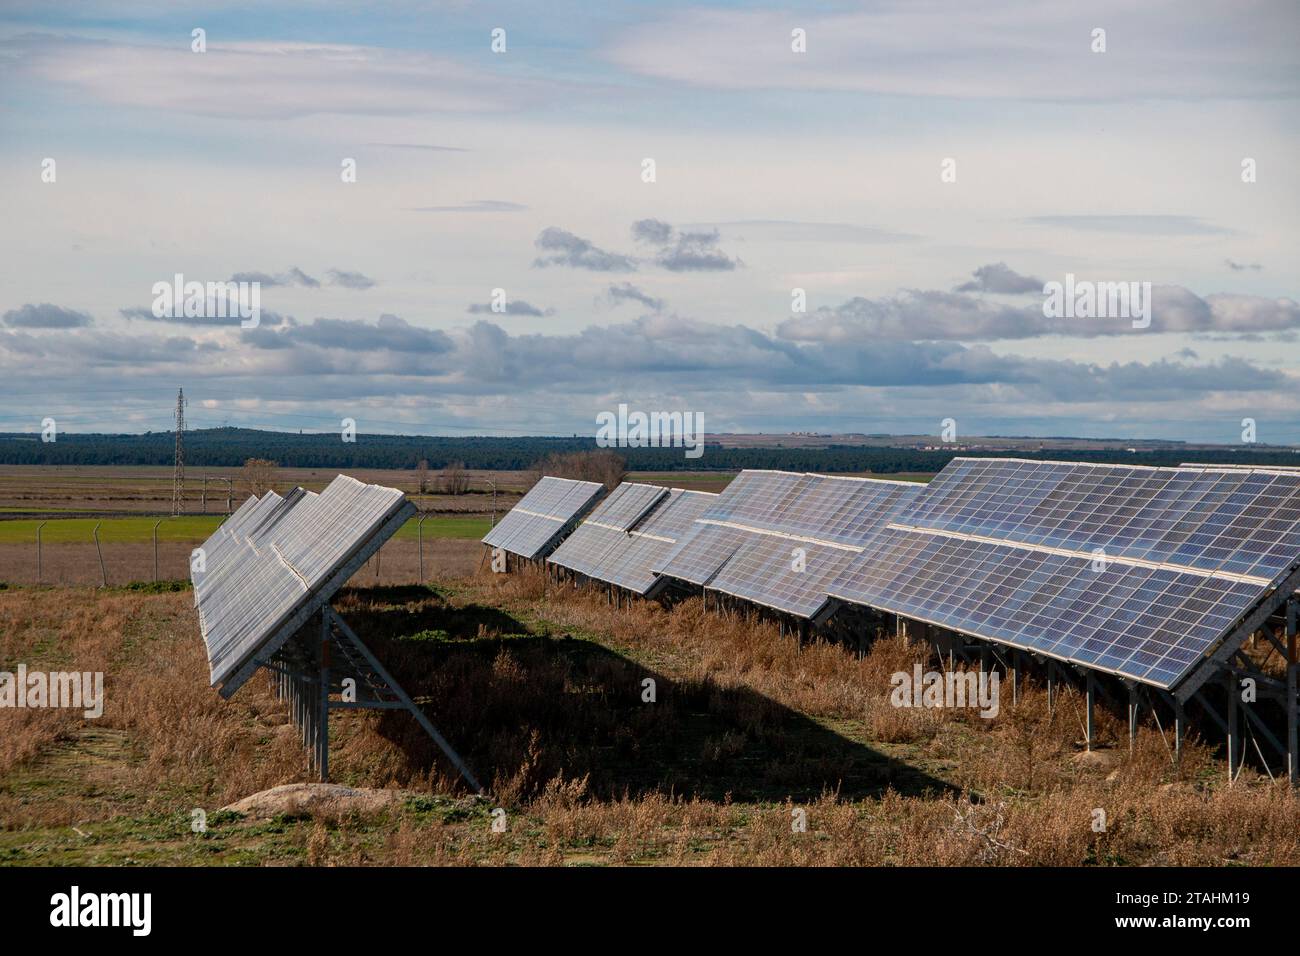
xmin=0 ymin=514 xmax=491 ymax=544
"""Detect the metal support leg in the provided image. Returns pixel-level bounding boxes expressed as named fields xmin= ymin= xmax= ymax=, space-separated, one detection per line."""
xmin=319 ymin=612 xmax=331 ymax=783
xmin=1174 ymin=696 xmax=1185 ymax=766
xmin=1085 ymin=672 xmax=1095 ymax=751
xmin=1047 ymin=663 xmax=1055 ymax=713
xmin=1010 ymin=650 xmax=1018 ymax=706
xmin=1127 ymin=683 xmax=1138 ymax=753
xmin=1288 ymin=599 xmax=1298 ymax=787
xmin=1227 ymin=671 xmax=1239 ymax=784
xmin=324 ymin=607 xmax=484 ymax=794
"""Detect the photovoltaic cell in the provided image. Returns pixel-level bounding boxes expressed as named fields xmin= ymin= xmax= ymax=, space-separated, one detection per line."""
xmin=829 ymin=458 xmax=1300 ymax=690
xmin=550 ymin=487 xmax=716 ymax=594
xmin=653 ymin=523 xmax=750 ymax=586
xmin=481 ymin=476 xmax=606 ymax=560
xmin=192 ymin=474 xmax=415 ymax=696
xmin=655 ymin=471 xmax=922 ymax=616
xmin=589 ymin=482 xmax=670 ymax=532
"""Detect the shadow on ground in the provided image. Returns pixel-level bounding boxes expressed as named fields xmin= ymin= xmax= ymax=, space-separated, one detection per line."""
xmin=334 ymin=586 xmax=956 ymax=804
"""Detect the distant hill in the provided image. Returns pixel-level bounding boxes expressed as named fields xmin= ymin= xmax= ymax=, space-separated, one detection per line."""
xmin=0 ymin=427 xmax=1297 ymax=474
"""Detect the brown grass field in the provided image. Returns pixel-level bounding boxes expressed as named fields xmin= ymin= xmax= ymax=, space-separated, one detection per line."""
xmin=2 ymin=558 xmax=1299 ymax=867
xmin=0 ymin=465 xmax=529 ymax=518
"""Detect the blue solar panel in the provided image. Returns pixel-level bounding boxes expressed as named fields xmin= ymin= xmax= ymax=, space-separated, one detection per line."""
xmin=829 ymin=459 xmax=1300 ymax=690
xmin=656 ymin=471 xmax=922 ymax=617
xmin=550 ymin=486 xmax=716 ymax=594
xmin=482 ymin=476 xmax=606 ymax=559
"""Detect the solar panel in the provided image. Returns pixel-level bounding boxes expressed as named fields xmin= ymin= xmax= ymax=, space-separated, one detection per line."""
xmin=652 ymin=523 xmax=750 ymax=586
xmin=549 ymin=486 xmax=715 ymax=594
xmin=482 ymin=475 xmax=606 ymax=560
xmin=547 ymin=483 xmax=661 ymax=578
xmin=654 ymin=471 xmax=922 ymax=617
xmin=829 ymin=458 xmax=1300 ymax=690
xmin=192 ymin=474 xmax=415 ymax=697
xmin=589 ymin=481 xmax=670 ymax=532
xmin=1181 ymin=462 xmax=1300 ymax=470
xmin=703 ymin=474 xmax=922 ymax=618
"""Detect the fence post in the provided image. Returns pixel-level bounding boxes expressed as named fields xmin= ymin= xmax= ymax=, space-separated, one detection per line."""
xmin=153 ymin=519 xmax=162 ymax=582
xmin=36 ymin=521 xmax=46 ymax=584
xmin=92 ymin=522 xmax=107 ymax=587
xmin=418 ymin=513 xmax=429 ymax=581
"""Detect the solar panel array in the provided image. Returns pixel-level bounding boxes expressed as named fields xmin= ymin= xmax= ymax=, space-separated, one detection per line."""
xmin=548 ymin=485 xmax=715 ymax=594
xmin=481 ymin=475 xmax=606 ymax=560
xmin=192 ymin=474 xmax=414 ymax=696
xmin=489 ymin=459 xmax=1300 ymax=693
xmin=655 ymin=471 xmax=923 ymax=619
xmin=829 ymin=459 xmax=1300 ymax=689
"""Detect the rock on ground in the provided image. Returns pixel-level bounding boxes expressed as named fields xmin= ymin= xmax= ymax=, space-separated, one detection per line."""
xmin=221 ymin=782 xmax=411 ymax=817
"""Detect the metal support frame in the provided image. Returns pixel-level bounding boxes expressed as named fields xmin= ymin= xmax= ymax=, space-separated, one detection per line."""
xmin=1289 ymin=598 xmax=1298 ymax=786
xmin=1127 ymin=682 xmax=1138 ymax=752
xmin=270 ymin=605 xmax=484 ymax=793
xmin=1176 ymin=560 xmax=1300 ymax=703
xmin=1227 ymin=671 xmax=1240 ymax=783
xmin=1173 ymin=694 xmax=1185 ymax=764
xmin=1085 ymin=671 xmax=1096 ymax=751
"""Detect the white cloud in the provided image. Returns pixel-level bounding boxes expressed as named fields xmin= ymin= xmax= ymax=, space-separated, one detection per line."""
xmin=605 ymin=2 xmax=1300 ymax=101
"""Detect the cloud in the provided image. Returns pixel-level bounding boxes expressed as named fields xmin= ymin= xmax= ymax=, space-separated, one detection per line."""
xmin=656 ymin=232 xmax=740 ymax=272
xmin=1226 ymin=259 xmax=1263 ymax=271
xmin=230 ymin=268 xmax=320 ymax=288
xmin=411 ymin=200 xmax=528 ymax=213
xmin=779 ymin=282 xmax=1300 ymax=341
xmin=8 ymin=35 xmax=546 ymax=119
xmin=0 ymin=314 xmax=1292 ymax=438
xmin=631 ymin=219 xmax=674 ymax=245
xmin=605 ymin=283 xmax=664 ymax=312
xmin=630 ymin=219 xmax=741 ymax=272
xmin=467 ymin=299 xmax=553 ymax=317
xmin=3 ymin=303 xmax=92 ymax=328
xmin=1022 ymin=215 xmax=1233 ymax=236
xmin=532 ymin=227 xmax=637 ymax=272
xmin=119 ymin=306 xmax=292 ymax=328
xmin=955 ymin=263 xmax=1043 ymax=295
xmin=327 ymin=269 xmax=376 ymax=290
xmin=531 ymin=221 xmax=740 ymax=273
xmin=604 ymin=3 xmax=1299 ymax=101
xmin=686 ymin=220 xmax=917 ymax=244
xmin=248 ymin=313 xmax=453 ymax=354
xmin=364 ymin=143 xmax=468 ymax=152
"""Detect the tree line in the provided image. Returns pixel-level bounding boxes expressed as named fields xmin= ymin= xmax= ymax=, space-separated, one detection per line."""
xmin=0 ymin=427 xmax=1296 ymax=474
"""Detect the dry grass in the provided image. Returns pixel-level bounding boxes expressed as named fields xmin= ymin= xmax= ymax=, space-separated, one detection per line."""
xmin=2 ymin=570 xmax=1298 ymax=866
xmin=0 ymin=539 xmax=480 ymax=587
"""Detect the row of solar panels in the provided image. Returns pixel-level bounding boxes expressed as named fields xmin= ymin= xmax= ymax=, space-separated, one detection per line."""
xmin=193 ymin=474 xmax=415 ymax=698
xmin=487 ymin=460 xmax=1300 ymax=693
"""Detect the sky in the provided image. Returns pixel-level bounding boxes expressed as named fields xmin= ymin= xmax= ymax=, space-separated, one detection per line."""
xmin=0 ymin=0 xmax=1297 ymax=443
